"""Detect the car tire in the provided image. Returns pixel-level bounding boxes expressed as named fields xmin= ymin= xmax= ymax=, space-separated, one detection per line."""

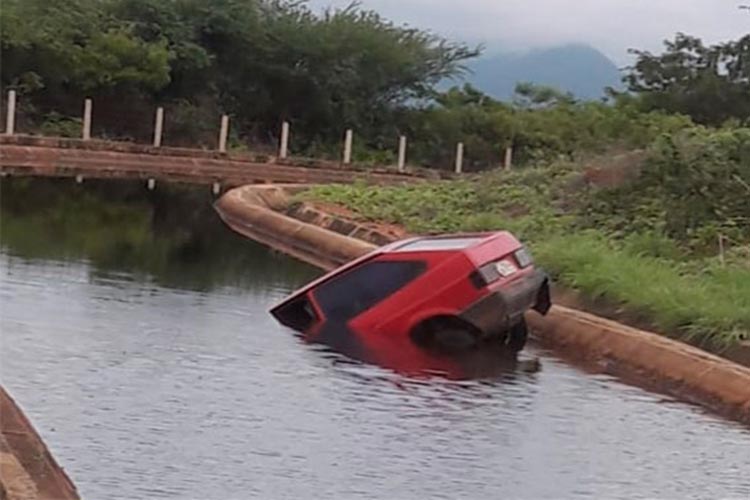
xmin=433 ymin=328 xmax=478 ymax=353
xmin=506 ymin=318 xmax=528 ymax=352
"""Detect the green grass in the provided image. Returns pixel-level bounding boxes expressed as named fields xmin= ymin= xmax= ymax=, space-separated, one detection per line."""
xmin=302 ymin=161 xmax=750 ymax=348
xmin=533 ymin=233 xmax=750 ymax=346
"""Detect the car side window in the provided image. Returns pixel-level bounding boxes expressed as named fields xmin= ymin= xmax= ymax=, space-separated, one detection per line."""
xmin=314 ymin=260 xmax=426 ymax=321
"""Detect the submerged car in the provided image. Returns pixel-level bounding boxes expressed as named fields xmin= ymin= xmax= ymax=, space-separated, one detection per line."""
xmin=271 ymin=232 xmax=551 ymax=353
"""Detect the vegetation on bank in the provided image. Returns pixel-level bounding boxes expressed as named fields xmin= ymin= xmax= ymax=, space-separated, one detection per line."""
xmin=2 ymin=1 xmax=748 ymax=169
xmin=305 ymin=128 xmax=750 ymax=347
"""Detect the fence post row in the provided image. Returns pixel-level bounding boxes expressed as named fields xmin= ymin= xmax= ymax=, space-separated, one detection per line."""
xmin=455 ymin=142 xmax=464 ymax=174
xmin=153 ymin=107 xmax=164 ymax=147
xmin=397 ymin=136 xmax=407 ymax=172
xmin=218 ymin=115 xmax=229 ymax=153
xmin=82 ymin=98 xmax=92 ymax=140
xmin=5 ymin=90 xmax=17 ymax=136
xmin=279 ymin=121 xmax=290 ymax=159
xmin=6 ymin=96 xmax=506 ymax=174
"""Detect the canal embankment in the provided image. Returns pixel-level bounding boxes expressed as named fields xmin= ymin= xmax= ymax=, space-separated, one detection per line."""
xmin=215 ymin=184 xmax=750 ymax=424
xmin=0 ymin=387 xmax=79 ymax=500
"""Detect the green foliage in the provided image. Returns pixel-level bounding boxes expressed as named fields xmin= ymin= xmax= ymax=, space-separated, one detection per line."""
xmin=72 ymin=29 xmax=171 ymax=91
xmin=623 ymin=33 xmax=750 ymax=125
xmin=38 ymin=112 xmax=83 ymax=138
xmin=1 ymin=0 xmax=477 ymax=149
xmin=0 ymin=0 xmax=712 ymax=170
xmin=533 ymin=232 xmax=750 ymax=347
xmin=403 ymin=84 xmax=693 ymax=170
xmin=586 ymin=128 xmax=750 ymax=250
xmin=0 ymin=0 xmax=171 ymax=94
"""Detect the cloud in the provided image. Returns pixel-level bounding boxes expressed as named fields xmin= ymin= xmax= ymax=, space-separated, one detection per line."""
xmin=307 ymin=0 xmax=749 ymax=64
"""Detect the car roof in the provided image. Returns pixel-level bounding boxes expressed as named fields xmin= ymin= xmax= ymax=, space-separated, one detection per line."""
xmin=389 ymin=236 xmax=485 ymax=252
xmin=388 ymin=232 xmax=510 ymax=253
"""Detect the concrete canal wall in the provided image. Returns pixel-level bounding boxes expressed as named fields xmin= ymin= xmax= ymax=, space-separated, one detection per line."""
xmin=0 ymin=387 xmax=79 ymax=500
xmin=0 ymin=134 xmax=436 ymax=188
xmin=215 ymin=184 xmax=750 ymax=425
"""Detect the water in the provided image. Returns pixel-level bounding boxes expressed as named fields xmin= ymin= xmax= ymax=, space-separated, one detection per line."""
xmin=1 ymin=179 xmax=749 ymax=500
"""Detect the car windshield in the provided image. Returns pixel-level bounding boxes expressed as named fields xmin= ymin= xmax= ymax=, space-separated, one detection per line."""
xmin=313 ymin=260 xmax=426 ymax=321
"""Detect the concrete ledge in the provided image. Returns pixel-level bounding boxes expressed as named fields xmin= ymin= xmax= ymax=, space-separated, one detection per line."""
xmin=526 ymin=307 xmax=750 ymax=423
xmin=215 ymin=185 xmax=373 ymax=271
xmin=0 ymin=134 xmax=446 ymax=179
xmin=216 ymin=184 xmax=750 ymax=424
xmin=0 ymin=386 xmax=79 ymax=500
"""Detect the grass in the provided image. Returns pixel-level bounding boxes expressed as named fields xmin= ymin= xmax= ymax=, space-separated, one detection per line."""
xmin=302 ymin=159 xmax=750 ymax=348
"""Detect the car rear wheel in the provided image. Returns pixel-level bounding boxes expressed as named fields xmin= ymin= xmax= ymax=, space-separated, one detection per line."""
xmin=506 ymin=318 xmax=528 ymax=352
xmin=433 ymin=328 xmax=478 ymax=352
xmin=411 ymin=317 xmax=480 ymax=353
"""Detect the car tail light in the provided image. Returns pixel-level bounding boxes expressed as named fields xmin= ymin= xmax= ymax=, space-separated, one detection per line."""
xmin=470 ymin=258 xmax=518 ymax=288
xmin=514 ymin=246 xmax=534 ymax=268
xmin=469 ymin=247 xmax=534 ymax=289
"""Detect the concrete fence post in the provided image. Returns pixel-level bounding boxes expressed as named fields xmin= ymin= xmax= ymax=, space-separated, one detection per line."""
xmin=397 ymin=135 xmax=407 ymax=172
xmin=455 ymin=142 xmax=464 ymax=174
xmin=343 ymin=129 xmax=353 ymax=165
xmin=5 ymin=90 xmax=16 ymax=135
xmin=82 ymin=98 xmax=93 ymax=140
xmin=153 ymin=107 xmax=164 ymax=147
xmin=504 ymin=145 xmax=513 ymax=169
xmin=279 ymin=121 xmax=290 ymax=159
xmin=218 ymin=115 xmax=230 ymax=153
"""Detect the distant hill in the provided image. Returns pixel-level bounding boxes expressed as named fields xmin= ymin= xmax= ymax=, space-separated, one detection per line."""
xmin=458 ymin=44 xmax=623 ymax=101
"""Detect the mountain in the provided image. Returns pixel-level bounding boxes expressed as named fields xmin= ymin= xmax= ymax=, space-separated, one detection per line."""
xmin=459 ymin=44 xmax=623 ymax=101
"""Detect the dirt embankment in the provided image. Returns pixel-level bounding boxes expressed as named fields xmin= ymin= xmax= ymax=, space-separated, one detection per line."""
xmin=215 ymin=184 xmax=750 ymax=425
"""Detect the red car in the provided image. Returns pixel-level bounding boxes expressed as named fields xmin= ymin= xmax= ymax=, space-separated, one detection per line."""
xmin=271 ymin=232 xmax=551 ymax=354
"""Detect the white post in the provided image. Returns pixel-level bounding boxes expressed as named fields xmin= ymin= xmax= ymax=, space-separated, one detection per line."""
xmin=212 ymin=182 xmax=221 ymax=196
xmin=218 ymin=115 xmax=229 ymax=153
xmin=82 ymin=98 xmax=92 ymax=140
xmin=343 ymin=129 xmax=353 ymax=165
xmin=718 ymin=234 xmax=726 ymax=267
xmin=504 ymin=145 xmax=513 ymax=169
xmin=153 ymin=107 xmax=164 ymax=147
xmin=455 ymin=142 xmax=464 ymax=174
xmin=279 ymin=121 xmax=290 ymax=159
xmin=397 ymin=135 xmax=407 ymax=172
xmin=147 ymin=178 xmax=156 ymax=190
xmin=5 ymin=90 xmax=16 ymax=135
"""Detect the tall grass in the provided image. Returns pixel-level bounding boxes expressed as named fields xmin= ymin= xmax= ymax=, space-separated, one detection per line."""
xmin=533 ymin=233 xmax=750 ymax=346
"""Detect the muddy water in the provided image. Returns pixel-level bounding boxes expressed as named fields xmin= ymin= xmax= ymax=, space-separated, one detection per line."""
xmin=1 ymin=179 xmax=749 ymax=500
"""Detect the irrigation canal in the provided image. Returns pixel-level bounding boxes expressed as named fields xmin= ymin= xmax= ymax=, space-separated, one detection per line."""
xmin=1 ymin=179 xmax=748 ymax=500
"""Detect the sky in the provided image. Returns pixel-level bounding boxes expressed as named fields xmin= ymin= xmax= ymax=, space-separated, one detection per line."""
xmin=307 ymin=0 xmax=749 ymax=65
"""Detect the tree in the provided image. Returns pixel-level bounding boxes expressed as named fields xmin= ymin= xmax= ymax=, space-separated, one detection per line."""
xmin=624 ymin=33 xmax=750 ymax=125
xmin=1 ymin=0 xmax=478 ymax=147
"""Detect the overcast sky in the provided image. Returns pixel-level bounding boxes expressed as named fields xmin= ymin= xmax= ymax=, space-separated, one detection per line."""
xmin=308 ymin=0 xmax=749 ymax=65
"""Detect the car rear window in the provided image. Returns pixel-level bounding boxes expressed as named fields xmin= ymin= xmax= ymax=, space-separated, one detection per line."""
xmin=313 ymin=260 xmax=426 ymax=321
xmin=393 ymin=237 xmax=483 ymax=252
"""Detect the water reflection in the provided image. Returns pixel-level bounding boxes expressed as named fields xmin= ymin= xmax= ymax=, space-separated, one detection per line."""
xmin=0 ymin=177 xmax=320 ymax=292
xmin=305 ymin=319 xmax=540 ymax=381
